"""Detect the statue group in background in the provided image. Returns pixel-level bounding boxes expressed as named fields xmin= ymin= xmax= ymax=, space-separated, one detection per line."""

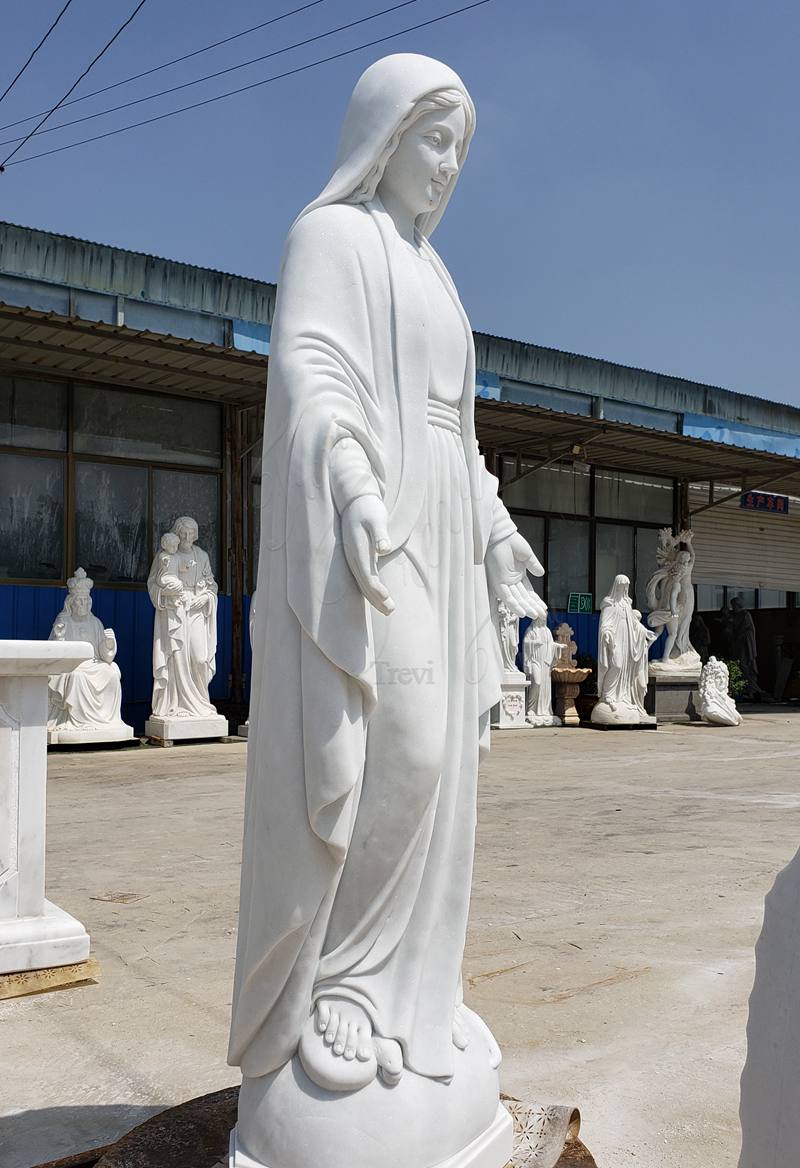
xmin=646 ymin=528 xmax=701 ymax=672
xmin=698 ymin=657 xmax=742 ymax=726
xmin=47 ymin=568 xmax=134 ymax=745
xmin=523 ymin=615 xmax=564 ymax=726
xmin=144 ymin=516 xmax=227 ymax=741
xmin=592 ymin=574 xmax=657 ymax=726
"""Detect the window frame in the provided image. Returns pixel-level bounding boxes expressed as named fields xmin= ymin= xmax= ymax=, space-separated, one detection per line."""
xmin=0 ymin=375 xmax=226 ymax=590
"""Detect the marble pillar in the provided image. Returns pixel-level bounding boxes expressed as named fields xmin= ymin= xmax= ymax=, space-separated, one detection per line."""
xmin=0 ymin=640 xmax=92 ymax=974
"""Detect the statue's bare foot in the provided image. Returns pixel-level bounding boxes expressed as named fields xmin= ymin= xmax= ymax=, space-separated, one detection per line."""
xmin=452 ymin=1004 xmax=470 ymax=1051
xmin=374 ymin=1035 xmax=403 ymax=1086
xmin=454 ymin=1003 xmax=502 ymax=1069
xmin=299 ymin=998 xmax=377 ymax=1092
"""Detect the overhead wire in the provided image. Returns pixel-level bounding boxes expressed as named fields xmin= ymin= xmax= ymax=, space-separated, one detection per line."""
xmin=0 ymin=0 xmax=426 ymax=151
xmin=0 ymin=0 xmax=331 ymax=134
xmin=0 ymin=0 xmax=491 ymax=170
xmin=0 ymin=0 xmax=77 ymax=109
xmin=1 ymin=0 xmax=149 ymax=169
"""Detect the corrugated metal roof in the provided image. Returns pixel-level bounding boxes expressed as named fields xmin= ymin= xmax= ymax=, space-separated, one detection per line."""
xmin=0 ymin=302 xmax=266 ymax=405
xmin=476 ymin=398 xmax=800 ymax=496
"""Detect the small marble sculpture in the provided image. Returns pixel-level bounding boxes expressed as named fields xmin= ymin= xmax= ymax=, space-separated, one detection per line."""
xmin=554 ymin=622 xmax=579 ymax=668
xmin=491 ymin=600 xmax=532 ymax=729
xmin=646 ymin=528 xmax=701 ymax=674
xmin=550 ymin=623 xmax=591 ymax=726
xmin=47 ymin=568 xmax=134 ymax=745
xmin=228 ymin=53 xmax=552 ymax=1168
xmin=144 ymin=516 xmax=227 ymax=742
xmin=698 ymin=656 xmax=742 ymax=726
xmin=1 ymin=641 xmax=92 ymax=973
xmin=592 ymin=574 xmax=657 ymax=725
xmin=523 ymin=615 xmax=564 ymax=726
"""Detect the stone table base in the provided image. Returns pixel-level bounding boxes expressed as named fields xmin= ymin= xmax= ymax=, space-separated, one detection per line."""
xmin=645 ymin=673 xmax=701 ymax=723
xmin=551 ymin=668 xmax=591 ymax=727
xmin=145 ymin=714 xmax=229 ymax=744
xmin=0 ymin=899 xmax=90 ymax=975
xmin=32 ymin=1087 xmax=598 ymax=1168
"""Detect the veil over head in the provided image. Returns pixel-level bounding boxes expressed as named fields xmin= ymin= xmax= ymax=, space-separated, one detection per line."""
xmin=296 ymin=52 xmax=476 ymax=237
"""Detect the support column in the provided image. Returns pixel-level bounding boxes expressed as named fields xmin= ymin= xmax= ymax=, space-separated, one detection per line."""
xmin=0 ymin=640 xmax=92 ymax=974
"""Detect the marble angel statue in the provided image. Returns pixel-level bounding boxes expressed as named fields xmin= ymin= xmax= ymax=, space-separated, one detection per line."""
xmin=592 ymin=574 xmax=657 ymax=725
xmin=227 ymin=53 xmax=550 ymax=1168
xmin=47 ymin=567 xmax=133 ymax=743
xmin=646 ymin=527 xmax=700 ymax=670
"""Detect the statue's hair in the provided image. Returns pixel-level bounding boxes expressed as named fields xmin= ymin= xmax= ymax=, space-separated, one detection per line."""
xmin=171 ymin=515 xmax=199 ymax=537
xmin=346 ymin=87 xmax=474 ymax=205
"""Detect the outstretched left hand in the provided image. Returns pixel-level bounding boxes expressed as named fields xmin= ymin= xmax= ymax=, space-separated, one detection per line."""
xmin=485 ymin=531 xmax=547 ymax=620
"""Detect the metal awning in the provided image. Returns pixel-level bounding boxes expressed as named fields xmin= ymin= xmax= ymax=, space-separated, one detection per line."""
xmin=475 ymin=398 xmax=800 ymax=496
xmin=0 ymin=301 xmax=267 ymax=405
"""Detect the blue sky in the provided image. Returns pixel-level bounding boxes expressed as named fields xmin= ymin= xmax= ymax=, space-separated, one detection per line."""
xmin=0 ymin=0 xmax=798 ymax=405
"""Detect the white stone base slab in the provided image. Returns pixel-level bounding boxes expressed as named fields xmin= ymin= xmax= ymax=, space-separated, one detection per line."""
xmin=0 ymin=899 xmax=90 ymax=975
xmin=145 ymin=714 xmax=228 ymax=742
xmin=229 ymin=1103 xmax=513 ymax=1168
xmin=48 ymin=723 xmax=135 ymax=746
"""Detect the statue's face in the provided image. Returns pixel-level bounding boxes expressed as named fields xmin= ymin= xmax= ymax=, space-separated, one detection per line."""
xmin=379 ymin=104 xmax=466 ymax=218
xmin=176 ymin=523 xmax=197 ymax=547
xmin=678 ymin=551 xmax=690 ymax=564
xmin=72 ymin=595 xmax=91 ymax=617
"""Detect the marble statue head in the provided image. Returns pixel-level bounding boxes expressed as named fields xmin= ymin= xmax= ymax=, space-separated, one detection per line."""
xmin=171 ymin=516 xmax=199 ymax=548
xmin=65 ymin=567 xmax=93 ymax=618
xmin=296 ymin=53 xmax=476 ymax=238
xmin=161 ymin=531 xmax=180 ymax=555
xmin=607 ymin=574 xmax=631 ymax=603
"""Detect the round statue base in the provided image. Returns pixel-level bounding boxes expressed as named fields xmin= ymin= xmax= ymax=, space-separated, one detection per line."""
xmin=35 ymin=1087 xmax=596 ymax=1168
xmin=48 ymin=723 xmax=135 ymax=746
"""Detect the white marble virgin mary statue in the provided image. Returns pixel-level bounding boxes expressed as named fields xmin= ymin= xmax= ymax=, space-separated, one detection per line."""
xmin=592 ymin=574 xmax=657 ymax=725
xmin=228 ymin=53 xmax=547 ymax=1168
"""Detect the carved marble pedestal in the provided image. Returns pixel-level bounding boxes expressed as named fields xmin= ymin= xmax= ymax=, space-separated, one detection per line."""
xmin=491 ymin=671 xmax=530 ymax=729
xmin=551 ymin=668 xmax=591 ymax=727
xmin=48 ymin=723 xmax=134 ymax=746
xmin=0 ymin=641 xmax=92 ymax=974
xmin=145 ymin=713 xmax=228 ymax=745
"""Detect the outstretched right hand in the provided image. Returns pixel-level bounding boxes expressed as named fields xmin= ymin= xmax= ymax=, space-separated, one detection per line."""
xmin=341 ymin=495 xmax=395 ymax=616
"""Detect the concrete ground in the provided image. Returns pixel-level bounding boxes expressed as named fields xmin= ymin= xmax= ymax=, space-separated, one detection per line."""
xmin=2 ymin=713 xmax=799 ymax=1168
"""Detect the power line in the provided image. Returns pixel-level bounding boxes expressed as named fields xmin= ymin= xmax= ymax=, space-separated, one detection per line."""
xmin=0 ymin=0 xmax=425 ymax=151
xmin=0 ymin=0 xmax=331 ymax=134
xmin=0 ymin=0 xmax=491 ymax=171
xmin=1 ymin=0 xmax=149 ymax=169
xmin=0 ymin=0 xmax=77 ymax=109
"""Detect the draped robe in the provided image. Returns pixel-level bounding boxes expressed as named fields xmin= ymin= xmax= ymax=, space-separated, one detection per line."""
xmin=228 ymin=198 xmax=514 ymax=1079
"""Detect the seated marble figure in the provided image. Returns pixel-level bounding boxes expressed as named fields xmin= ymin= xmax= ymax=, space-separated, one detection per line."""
xmin=48 ymin=568 xmax=134 ymax=744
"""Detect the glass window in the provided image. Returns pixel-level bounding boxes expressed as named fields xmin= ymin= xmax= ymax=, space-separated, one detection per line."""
xmin=729 ymin=587 xmax=756 ymax=611
xmin=759 ymin=589 xmax=787 ymax=609
xmin=547 ymin=518 xmax=590 ymax=609
xmin=73 ymin=384 xmax=222 ymax=468
xmin=696 ymin=584 xmax=725 ymax=612
xmin=595 ymin=524 xmax=634 ymax=606
xmin=75 ymin=462 xmax=149 ymax=583
xmin=153 ymin=469 xmax=220 ymax=580
xmin=635 ymin=526 xmax=662 ymax=608
xmin=501 ymin=459 xmax=590 ymax=515
xmin=0 ymin=376 xmax=67 ymax=451
xmin=0 ymin=453 xmax=63 ymax=579
xmin=510 ymin=513 xmax=545 ymax=568
xmin=595 ymin=468 xmax=674 ymax=524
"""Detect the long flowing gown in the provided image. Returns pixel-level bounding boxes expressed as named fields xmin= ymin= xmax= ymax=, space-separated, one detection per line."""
xmin=147 ymin=547 xmax=218 ymax=719
xmin=596 ymin=589 xmax=653 ymax=718
xmin=48 ymin=612 xmax=123 ymax=729
xmin=228 ymin=198 xmax=514 ymax=1081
